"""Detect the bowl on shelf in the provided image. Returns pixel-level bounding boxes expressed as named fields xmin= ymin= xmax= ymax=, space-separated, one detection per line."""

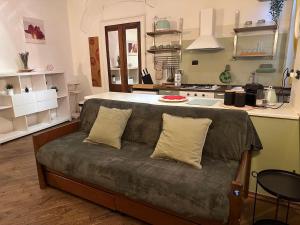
xmin=155 ymin=18 xmax=171 ymax=31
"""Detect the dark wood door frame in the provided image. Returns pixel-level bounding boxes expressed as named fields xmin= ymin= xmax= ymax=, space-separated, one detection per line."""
xmin=105 ymin=22 xmax=142 ymax=92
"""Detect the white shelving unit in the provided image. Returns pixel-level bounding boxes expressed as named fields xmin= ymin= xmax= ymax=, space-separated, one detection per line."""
xmin=0 ymin=71 xmax=71 ymax=144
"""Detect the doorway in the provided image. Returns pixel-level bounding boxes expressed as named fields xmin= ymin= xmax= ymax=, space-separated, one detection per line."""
xmin=105 ymin=22 xmax=142 ymax=92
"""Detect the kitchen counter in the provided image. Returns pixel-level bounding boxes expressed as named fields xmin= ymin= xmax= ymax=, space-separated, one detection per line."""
xmin=84 ymin=92 xmax=299 ymax=120
xmin=132 ymin=84 xmax=291 ymax=94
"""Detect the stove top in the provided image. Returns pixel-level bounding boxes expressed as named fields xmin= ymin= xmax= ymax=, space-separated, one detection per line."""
xmin=181 ymin=85 xmax=220 ymax=91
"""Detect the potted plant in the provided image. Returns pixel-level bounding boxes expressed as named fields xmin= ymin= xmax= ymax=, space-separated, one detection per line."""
xmin=6 ymin=84 xmax=14 ymax=96
xmin=269 ymin=0 xmax=285 ymax=25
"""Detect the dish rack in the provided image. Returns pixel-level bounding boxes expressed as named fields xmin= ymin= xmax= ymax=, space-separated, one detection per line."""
xmin=154 ymin=55 xmax=180 ymax=70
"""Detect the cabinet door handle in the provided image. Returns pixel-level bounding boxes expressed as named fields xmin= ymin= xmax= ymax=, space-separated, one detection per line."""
xmin=194 ymin=93 xmax=198 ymax=97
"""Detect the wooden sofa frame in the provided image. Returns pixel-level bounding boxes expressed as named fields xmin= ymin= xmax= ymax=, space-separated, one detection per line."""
xmin=33 ymin=121 xmax=252 ymax=225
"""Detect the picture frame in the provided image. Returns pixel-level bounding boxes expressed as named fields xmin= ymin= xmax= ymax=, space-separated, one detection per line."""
xmin=23 ymin=17 xmax=46 ymax=44
xmin=127 ymin=41 xmax=138 ymax=56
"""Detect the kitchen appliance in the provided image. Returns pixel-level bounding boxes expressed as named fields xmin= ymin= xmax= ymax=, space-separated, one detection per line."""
xmin=234 ymin=91 xmax=246 ymax=107
xmin=186 ymin=8 xmax=223 ymax=50
xmin=265 ymin=86 xmax=277 ymax=105
xmin=224 ymin=90 xmax=235 ymax=105
xmin=180 ymin=84 xmax=219 ymax=91
xmin=180 ymin=91 xmax=214 ymax=98
xmin=244 ymin=82 xmax=264 ymax=106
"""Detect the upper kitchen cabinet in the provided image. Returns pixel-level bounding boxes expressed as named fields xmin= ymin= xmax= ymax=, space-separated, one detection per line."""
xmin=233 ymin=24 xmax=279 ymax=60
xmin=105 ymin=22 xmax=142 ymax=93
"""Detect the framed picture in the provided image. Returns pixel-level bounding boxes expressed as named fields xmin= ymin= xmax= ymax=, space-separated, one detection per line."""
xmin=23 ymin=17 xmax=46 ymax=44
xmin=127 ymin=41 xmax=138 ymax=56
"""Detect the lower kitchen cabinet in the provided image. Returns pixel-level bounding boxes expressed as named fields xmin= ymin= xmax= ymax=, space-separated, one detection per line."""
xmin=249 ymin=116 xmax=300 ymax=195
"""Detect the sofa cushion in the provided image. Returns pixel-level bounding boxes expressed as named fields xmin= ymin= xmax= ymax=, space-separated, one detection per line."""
xmin=85 ymin=106 xmax=132 ymax=149
xmin=80 ymin=99 xmax=262 ymax=161
xmin=151 ymin=113 xmax=212 ymax=169
xmin=37 ymin=131 xmax=239 ymax=222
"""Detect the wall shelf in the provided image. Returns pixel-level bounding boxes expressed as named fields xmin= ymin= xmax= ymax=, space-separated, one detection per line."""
xmin=233 ymin=25 xmax=279 ymax=60
xmin=146 ymin=30 xmax=182 ymax=37
xmin=234 ymin=55 xmax=274 ymax=60
xmin=0 ymin=105 xmax=12 ymax=110
xmin=147 ymin=47 xmax=181 ymax=54
xmin=146 ymin=18 xmax=183 ymax=68
xmin=234 ymin=25 xmax=277 ymax=33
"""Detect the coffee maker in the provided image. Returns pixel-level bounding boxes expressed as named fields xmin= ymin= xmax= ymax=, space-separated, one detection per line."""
xmin=244 ymin=72 xmax=264 ymax=106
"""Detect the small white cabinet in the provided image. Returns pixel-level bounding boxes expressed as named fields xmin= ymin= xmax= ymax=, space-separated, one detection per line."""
xmin=35 ymin=89 xmax=57 ymax=101
xmin=0 ymin=71 xmax=71 ymax=144
xmin=12 ymin=93 xmax=36 ymax=106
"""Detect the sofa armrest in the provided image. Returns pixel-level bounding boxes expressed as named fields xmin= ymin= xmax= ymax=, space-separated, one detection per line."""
xmin=234 ymin=150 xmax=252 ymax=196
xmin=33 ymin=120 xmax=81 ymax=189
xmin=33 ymin=120 xmax=80 ymax=154
xmin=228 ymin=151 xmax=252 ymax=225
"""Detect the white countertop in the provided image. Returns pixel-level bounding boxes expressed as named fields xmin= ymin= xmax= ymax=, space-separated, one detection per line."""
xmin=84 ymin=92 xmax=300 ymax=120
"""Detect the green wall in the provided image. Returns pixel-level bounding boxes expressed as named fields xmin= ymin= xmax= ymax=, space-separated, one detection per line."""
xmin=180 ymin=34 xmax=287 ymax=86
xmin=249 ymin=116 xmax=300 ymax=194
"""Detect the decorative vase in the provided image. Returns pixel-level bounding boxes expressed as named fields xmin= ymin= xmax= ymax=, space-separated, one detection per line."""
xmin=19 ymin=52 xmax=29 ymax=70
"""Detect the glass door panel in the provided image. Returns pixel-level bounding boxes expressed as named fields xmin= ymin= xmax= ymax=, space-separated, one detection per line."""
xmin=107 ymin=30 xmax=122 ymax=85
xmin=125 ymin=28 xmax=140 ymax=85
xmin=105 ymin=22 xmax=141 ymax=92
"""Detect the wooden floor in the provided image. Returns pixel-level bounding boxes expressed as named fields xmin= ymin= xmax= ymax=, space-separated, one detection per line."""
xmin=0 ymin=135 xmax=299 ymax=225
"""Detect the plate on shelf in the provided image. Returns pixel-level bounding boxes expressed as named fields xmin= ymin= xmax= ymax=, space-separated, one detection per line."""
xmin=159 ymin=95 xmax=188 ymax=102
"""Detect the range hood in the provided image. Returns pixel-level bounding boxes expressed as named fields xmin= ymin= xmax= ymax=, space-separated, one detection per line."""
xmin=186 ymin=8 xmax=223 ymax=50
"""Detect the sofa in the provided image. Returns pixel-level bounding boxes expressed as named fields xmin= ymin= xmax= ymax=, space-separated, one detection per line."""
xmin=33 ymin=98 xmax=262 ymax=225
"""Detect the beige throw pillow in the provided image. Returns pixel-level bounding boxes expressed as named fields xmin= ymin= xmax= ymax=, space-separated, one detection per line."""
xmin=151 ymin=113 xmax=212 ymax=169
xmin=85 ymin=106 xmax=132 ymax=149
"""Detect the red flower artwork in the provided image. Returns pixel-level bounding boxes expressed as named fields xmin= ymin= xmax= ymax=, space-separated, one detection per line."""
xmin=25 ymin=24 xmax=45 ymax=40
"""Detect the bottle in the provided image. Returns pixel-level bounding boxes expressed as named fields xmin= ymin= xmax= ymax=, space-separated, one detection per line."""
xmin=174 ymin=69 xmax=182 ymax=87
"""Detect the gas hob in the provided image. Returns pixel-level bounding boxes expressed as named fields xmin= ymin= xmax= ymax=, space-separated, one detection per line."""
xmin=180 ymin=85 xmax=220 ymax=91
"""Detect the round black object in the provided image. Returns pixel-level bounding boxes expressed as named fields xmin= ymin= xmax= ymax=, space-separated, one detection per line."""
xmin=254 ymin=219 xmax=287 ymax=225
xmin=246 ymin=93 xmax=256 ymax=106
xmin=234 ymin=91 xmax=246 ymax=107
xmin=257 ymin=169 xmax=300 ymax=202
xmin=245 ymin=83 xmax=264 ymax=94
xmin=224 ymin=91 xmax=235 ymax=105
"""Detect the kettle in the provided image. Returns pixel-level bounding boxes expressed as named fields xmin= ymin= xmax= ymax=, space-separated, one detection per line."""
xmin=265 ymin=86 xmax=277 ymax=105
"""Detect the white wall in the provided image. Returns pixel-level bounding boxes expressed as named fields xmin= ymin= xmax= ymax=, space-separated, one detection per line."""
xmin=0 ymin=0 xmax=73 ymax=79
xmin=67 ymin=0 xmax=292 ymax=95
xmin=290 ymin=38 xmax=300 ymax=113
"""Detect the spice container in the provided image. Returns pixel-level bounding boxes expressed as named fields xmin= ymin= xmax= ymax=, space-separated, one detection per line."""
xmin=234 ymin=91 xmax=246 ymax=107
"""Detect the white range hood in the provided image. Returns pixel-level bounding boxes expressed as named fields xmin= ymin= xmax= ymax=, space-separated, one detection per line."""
xmin=187 ymin=8 xmax=223 ymax=50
